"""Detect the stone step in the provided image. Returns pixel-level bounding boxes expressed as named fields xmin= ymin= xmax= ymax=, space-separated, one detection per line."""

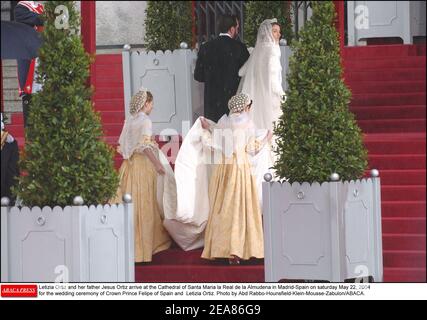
xmin=3 ymin=78 xmax=19 ymax=90
xmin=2 ymin=59 xmax=17 ymax=67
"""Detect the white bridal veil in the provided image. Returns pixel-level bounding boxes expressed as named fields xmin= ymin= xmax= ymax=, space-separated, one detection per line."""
xmin=238 ymin=18 xmax=284 ymax=132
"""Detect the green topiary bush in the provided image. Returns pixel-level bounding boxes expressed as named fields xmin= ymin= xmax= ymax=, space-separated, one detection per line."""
xmin=144 ymin=1 xmax=193 ymax=51
xmin=244 ymin=1 xmax=293 ymax=47
xmin=273 ymin=1 xmax=368 ymax=183
xmin=15 ymin=1 xmax=119 ymax=207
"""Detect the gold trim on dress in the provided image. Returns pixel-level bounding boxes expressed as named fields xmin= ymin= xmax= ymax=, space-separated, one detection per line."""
xmin=135 ymin=135 xmax=159 ymax=153
xmin=245 ymin=136 xmax=263 ymax=154
xmin=1 ymin=131 xmax=9 ymax=150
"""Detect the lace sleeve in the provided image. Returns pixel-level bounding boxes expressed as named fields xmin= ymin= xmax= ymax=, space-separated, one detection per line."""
xmin=135 ymin=118 xmax=158 ymax=153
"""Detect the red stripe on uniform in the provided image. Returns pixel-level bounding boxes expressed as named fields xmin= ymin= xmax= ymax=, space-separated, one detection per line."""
xmin=18 ymin=1 xmax=44 ymax=14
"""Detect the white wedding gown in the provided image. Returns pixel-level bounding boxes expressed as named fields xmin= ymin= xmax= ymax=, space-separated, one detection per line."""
xmin=155 ymin=20 xmax=286 ymax=251
xmin=237 ymin=18 xmax=285 ymax=133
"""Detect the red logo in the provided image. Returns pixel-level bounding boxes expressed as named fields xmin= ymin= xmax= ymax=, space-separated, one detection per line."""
xmin=1 ymin=285 xmax=38 ymax=298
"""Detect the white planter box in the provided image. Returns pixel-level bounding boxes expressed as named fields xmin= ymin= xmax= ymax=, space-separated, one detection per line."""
xmin=262 ymin=172 xmax=383 ymax=282
xmin=122 ymin=44 xmax=204 ymax=135
xmin=1 ymin=200 xmax=134 ymax=282
xmin=121 ymin=44 xmax=292 ymax=134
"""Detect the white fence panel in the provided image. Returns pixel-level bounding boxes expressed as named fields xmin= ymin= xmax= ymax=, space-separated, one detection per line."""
xmin=263 ymin=175 xmax=383 ymax=282
xmin=1 ymin=202 xmax=134 ymax=283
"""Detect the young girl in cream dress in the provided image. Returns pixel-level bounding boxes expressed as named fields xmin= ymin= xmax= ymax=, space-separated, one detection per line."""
xmin=112 ymin=88 xmax=171 ymax=262
xmin=199 ymin=93 xmax=272 ymax=264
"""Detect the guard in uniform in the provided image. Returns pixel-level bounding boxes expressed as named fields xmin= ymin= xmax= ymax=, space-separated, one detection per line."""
xmin=14 ymin=1 xmax=44 ymax=127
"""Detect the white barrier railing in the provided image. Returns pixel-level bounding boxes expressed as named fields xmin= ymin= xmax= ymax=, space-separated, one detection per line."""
xmin=1 ymin=196 xmax=134 ymax=283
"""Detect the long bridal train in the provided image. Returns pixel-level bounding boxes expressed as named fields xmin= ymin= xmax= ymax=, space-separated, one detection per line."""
xmin=156 ymin=118 xmax=273 ymax=251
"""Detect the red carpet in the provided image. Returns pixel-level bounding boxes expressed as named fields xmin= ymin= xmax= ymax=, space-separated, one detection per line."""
xmin=7 ymin=44 xmax=426 ymax=282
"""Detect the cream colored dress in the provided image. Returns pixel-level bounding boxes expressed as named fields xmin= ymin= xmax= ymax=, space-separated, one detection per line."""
xmin=111 ymin=112 xmax=171 ymax=262
xmin=201 ymin=112 xmax=265 ymax=260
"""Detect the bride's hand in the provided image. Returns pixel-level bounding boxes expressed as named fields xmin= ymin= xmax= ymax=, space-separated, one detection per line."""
xmin=200 ymin=117 xmax=210 ymax=130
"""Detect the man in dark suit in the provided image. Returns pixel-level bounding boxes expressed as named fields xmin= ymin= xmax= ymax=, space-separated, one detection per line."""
xmin=194 ymin=14 xmax=250 ymax=122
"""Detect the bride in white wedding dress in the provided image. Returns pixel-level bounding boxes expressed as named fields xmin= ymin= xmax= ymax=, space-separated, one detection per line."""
xmin=238 ymin=18 xmax=286 ymax=132
xmin=153 ymin=20 xmax=287 ymax=252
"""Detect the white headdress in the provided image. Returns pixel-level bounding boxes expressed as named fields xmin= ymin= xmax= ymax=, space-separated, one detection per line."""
xmin=129 ymin=87 xmax=149 ymax=116
xmin=118 ymin=87 xmax=154 ymax=159
xmin=228 ymin=93 xmax=252 ymax=114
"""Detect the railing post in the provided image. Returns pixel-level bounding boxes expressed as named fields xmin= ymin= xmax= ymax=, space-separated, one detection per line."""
xmin=329 ymin=173 xmax=344 ymax=282
xmin=262 ymin=174 xmax=274 ymax=282
xmin=122 ymin=44 xmax=132 ymax=119
xmin=347 ymin=1 xmax=355 ymax=46
xmin=371 ymin=169 xmax=384 ymax=282
xmin=334 ymin=1 xmax=345 ymax=54
xmin=122 ymin=194 xmax=135 ymax=282
xmin=1 ymin=197 xmax=11 ymax=282
xmin=71 ymin=196 xmax=85 ymax=282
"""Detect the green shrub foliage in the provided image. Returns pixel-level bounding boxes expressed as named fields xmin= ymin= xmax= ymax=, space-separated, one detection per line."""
xmin=273 ymin=1 xmax=368 ymax=183
xmin=145 ymin=1 xmax=193 ymax=51
xmin=15 ymin=1 xmax=119 ymax=207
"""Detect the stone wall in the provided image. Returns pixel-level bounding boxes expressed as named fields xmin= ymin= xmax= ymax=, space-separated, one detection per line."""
xmin=96 ymin=1 xmax=147 ymax=49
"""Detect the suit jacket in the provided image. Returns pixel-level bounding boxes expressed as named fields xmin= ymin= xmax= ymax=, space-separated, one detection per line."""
xmin=194 ymin=36 xmax=250 ymax=122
